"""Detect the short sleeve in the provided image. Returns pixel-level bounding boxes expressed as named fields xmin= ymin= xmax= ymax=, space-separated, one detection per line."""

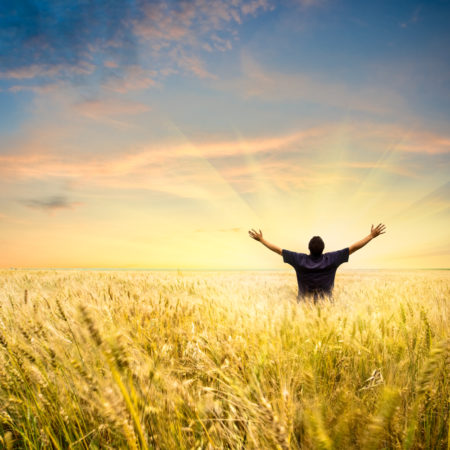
xmin=282 ymin=249 xmax=298 ymax=266
xmin=332 ymin=248 xmax=349 ymax=266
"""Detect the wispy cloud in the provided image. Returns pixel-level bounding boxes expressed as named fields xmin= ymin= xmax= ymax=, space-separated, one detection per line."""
xmin=1 ymin=122 xmax=448 ymax=177
xmin=2 ymin=121 xmax=447 ymax=201
xmin=0 ymin=0 xmax=274 ymax=90
xmin=103 ymin=66 xmax=158 ymax=93
xmin=7 ymin=82 xmax=62 ymax=94
xmin=334 ymin=161 xmax=417 ymax=178
xmin=74 ymin=98 xmax=150 ymax=121
xmin=392 ymin=181 xmax=450 ymax=219
xmin=0 ymin=125 xmax=328 ymax=180
xmin=0 ymin=63 xmax=94 ymax=80
xmin=399 ymin=5 xmax=421 ymax=28
xmin=0 ymin=213 xmax=27 ymax=225
xmin=21 ymin=196 xmax=82 ymax=212
xmin=215 ymin=54 xmax=406 ymax=115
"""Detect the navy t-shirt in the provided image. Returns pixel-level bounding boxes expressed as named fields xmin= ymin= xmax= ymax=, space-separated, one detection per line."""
xmin=282 ymin=247 xmax=349 ymax=299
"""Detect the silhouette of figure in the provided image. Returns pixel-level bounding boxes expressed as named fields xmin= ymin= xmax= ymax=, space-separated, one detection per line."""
xmin=248 ymin=224 xmax=386 ymax=302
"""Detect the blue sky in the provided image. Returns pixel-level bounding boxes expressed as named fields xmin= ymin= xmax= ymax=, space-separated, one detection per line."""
xmin=1 ymin=0 xmax=449 ymax=132
xmin=0 ymin=0 xmax=449 ymax=268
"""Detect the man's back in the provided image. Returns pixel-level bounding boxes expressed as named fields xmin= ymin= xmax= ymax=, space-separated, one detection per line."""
xmin=248 ymin=224 xmax=385 ymax=302
xmin=282 ymin=248 xmax=349 ymax=299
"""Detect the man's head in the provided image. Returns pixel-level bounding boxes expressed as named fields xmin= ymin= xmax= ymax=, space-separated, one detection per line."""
xmin=309 ymin=236 xmax=324 ymax=257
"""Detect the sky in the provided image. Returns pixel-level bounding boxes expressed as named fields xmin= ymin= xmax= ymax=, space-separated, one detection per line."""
xmin=0 ymin=0 xmax=449 ymax=270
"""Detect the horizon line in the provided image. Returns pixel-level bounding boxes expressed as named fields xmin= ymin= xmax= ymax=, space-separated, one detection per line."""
xmin=3 ymin=267 xmax=449 ymax=272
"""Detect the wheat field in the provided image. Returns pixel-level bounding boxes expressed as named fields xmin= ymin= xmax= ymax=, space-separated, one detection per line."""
xmin=0 ymin=269 xmax=448 ymax=449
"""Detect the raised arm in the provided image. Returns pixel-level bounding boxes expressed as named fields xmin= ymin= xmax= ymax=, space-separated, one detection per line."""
xmin=248 ymin=229 xmax=282 ymax=255
xmin=349 ymin=223 xmax=386 ymax=255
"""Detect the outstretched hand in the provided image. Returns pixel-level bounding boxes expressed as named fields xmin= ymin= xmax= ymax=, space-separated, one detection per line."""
xmin=371 ymin=223 xmax=386 ymax=238
xmin=248 ymin=228 xmax=263 ymax=241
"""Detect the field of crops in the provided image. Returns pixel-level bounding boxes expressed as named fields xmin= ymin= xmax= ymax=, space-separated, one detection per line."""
xmin=0 ymin=269 xmax=448 ymax=449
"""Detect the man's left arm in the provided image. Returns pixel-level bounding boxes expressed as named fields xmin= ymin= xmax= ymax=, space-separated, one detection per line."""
xmin=248 ymin=229 xmax=282 ymax=255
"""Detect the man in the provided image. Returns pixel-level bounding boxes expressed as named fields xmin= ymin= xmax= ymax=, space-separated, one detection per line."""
xmin=248 ymin=224 xmax=386 ymax=302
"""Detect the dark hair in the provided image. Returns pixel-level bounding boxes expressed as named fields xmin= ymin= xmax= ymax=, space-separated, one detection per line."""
xmin=308 ymin=236 xmax=324 ymax=257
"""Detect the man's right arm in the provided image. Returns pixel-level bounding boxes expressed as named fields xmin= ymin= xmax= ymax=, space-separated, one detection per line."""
xmin=248 ymin=228 xmax=282 ymax=255
xmin=349 ymin=223 xmax=386 ymax=255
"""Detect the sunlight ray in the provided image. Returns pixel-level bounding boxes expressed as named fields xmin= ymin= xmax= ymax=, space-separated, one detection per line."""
xmin=344 ymin=122 xmax=418 ymax=219
xmin=161 ymin=116 xmax=261 ymax=223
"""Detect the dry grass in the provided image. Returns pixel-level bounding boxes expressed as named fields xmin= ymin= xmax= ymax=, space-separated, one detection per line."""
xmin=0 ymin=269 xmax=448 ymax=449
